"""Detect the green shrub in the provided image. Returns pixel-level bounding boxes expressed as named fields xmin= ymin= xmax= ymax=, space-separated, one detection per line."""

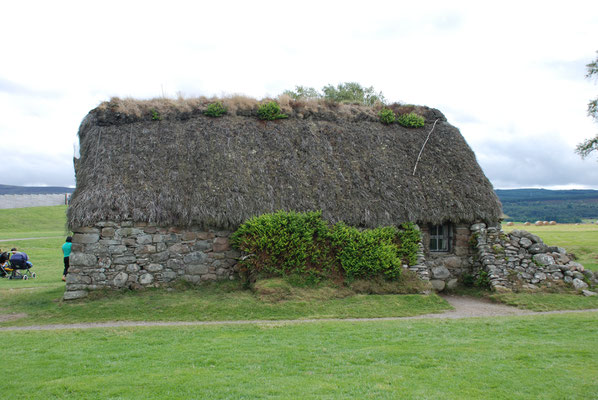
xmin=230 ymin=211 xmax=332 ymax=281
xmin=204 ymin=102 xmax=226 ymax=117
xmin=257 ymin=101 xmax=288 ymax=121
xmin=150 ymin=109 xmax=162 ymax=121
xmin=230 ymin=211 xmax=421 ymax=284
xmin=397 ymin=112 xmax=425 ymax=128
xmin=378 ymin=108 xmax=395 ymax=125
xmin=330 ymin=224 xmax=403 ymax=279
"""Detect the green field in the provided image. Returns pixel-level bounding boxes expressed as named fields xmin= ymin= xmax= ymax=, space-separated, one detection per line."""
xmin=1 ymin=206 xmax=598 ymax=398
xmin=2 ymin=314 xmax=597 ymax=399
xmin=503 ymin=222 xmax=598 ymax=271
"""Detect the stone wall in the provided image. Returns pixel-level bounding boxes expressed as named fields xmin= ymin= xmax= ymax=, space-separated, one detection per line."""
xmin=64 ymin=221 xmax=241 ymax=300
xmin=0 ymin=194 xmax=70 ymax=209
xmin=470 ymin=223 xmax=598 ymax=292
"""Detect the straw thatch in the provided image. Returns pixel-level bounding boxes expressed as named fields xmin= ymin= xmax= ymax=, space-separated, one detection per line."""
xmin=68 ymin=97 xmax=501 ymax=230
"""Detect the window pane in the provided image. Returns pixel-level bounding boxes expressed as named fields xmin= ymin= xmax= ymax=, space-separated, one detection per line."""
xmin=437 ymin=225 xmax=443 ymax=235
xmin=438 ymin=238 xmax=443 ymax=250
xmin=430 ymin=239 xmax=437 ymax=250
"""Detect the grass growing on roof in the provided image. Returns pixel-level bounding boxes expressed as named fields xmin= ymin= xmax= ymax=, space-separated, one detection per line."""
xmin=1 ymin=313 xmax=597 ymax=399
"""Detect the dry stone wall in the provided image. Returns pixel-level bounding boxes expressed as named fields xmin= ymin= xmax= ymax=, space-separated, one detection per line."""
xmin=470 ymin=223 xmax=598 ymax=292
xmin=64 ymin=221 xmax=240 ymax=300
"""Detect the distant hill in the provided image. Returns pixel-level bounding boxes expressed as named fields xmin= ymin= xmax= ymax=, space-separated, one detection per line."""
xmin=0 ymin=184 xmax=74 ymax=195
xmin=495 ymin=189 xmax=598 ymax=223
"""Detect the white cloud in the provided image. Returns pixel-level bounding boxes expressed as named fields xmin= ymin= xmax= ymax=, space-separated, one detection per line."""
xmin=1 ymin=0 xmax=598 ymax=188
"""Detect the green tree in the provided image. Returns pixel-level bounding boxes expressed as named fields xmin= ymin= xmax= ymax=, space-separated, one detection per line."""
xmin=321 ymin=82 xmax=385 ymax=106
xmin=575 ymin=51 xmax=598 ymax=158
xmin=282 ymin=82 xmax=385 ymax=106
xmin=283 ymin=85 xmax=321 ymax=100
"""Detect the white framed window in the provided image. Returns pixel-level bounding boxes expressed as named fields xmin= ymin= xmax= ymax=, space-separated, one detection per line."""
xmin=429 ymin=223 xmax=452 ymax=252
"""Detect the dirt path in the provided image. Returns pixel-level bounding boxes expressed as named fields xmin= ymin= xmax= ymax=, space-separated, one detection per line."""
xmin=1 ymin=295 xmax=597 ymax=331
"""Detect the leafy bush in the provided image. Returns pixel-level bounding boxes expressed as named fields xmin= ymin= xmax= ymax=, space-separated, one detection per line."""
xmin=321 ymin=82 xmax=385 ymax=106
xmin=150 ymin=109 xmax=162 ymax=121
xmin=330 ymin=224 xmax=403 ymax=279
xmin=397 ymin=112 xmax=425 ymax=128
xmin=378 ymin=108 xmax=395 ymax=125
xmin=230 ymin=211 xmax=421 ymax=284
xmin=257 ymin=101 xmax=288 ymax=121
xmin=204 ymin=102 xmax=227 ymax=117
xmin=283 ymin=86 xmax=321 ymax=101
xmin=282 ymin=82 xmax=385 ymax=105
xmin=230 ymin=211 xmax=332 ymax=281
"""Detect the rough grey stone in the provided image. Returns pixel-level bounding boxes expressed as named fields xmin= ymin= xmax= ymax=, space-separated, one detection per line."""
xmin=113 ymin=255 xmax=137 ymax=264
xmin=186 ymin=264 xmax=209 ymax=275
xmin=184 ymin=275 xmax=202 ymax=284
xmin=572 ymin=271 xmax=585 ymax=280
xmin=137 ymin=235 xmax=153 ymax=245
xmin=470 ymin=223 xmax=486 ymax=231
xmin=431 ymin=266 xmax=450 ymax=279
xmin=519 ymin=237 xmax=532 ymax=248
xmin=70 ymin=253 xmax=98 ymax=267
xmin=446 ymin=278 xmax=459 ymax=290
xmin=443 ymin=256 xmax=462 ymax=269
xmin=99 ymin=239 xmax=121 ymax=246
xmin=63 ymin=290 xmax=88 ymax=300
xmin=183 ymin=251 xmax=208 ymax=264
xmin=116 ymin=227 xmax=142 ymax=237
xmin=572 ymin=278 xmax=589 ymax=290
xmin=534 ymin=272 xmax=547 ymax=281
xmin=528 ymin=243 xmax=548 ymax=254
xmin=552 ymin=271 xmax=564 ymax=279
xmin=532 ymin=254 xmax=554 ymax=266
xmin=151 ymin=251 xmax=170 ymax=262
xmin=430 ymin=279 xmax=446 ymax=291
xmin=139 ymin=273 xmax=154 ymax=285
xmin=73 ymin=233 xmax=100 ymax=244
xmin=162 ymin=270 xmax=177 ymax=281
xmin=126 ymin=264 xmax=139 ymax=274
xmin=146 ymin=263 xmax=163 ymax=272
xmin=108 ymin=245 xmax=127 ymax=255
xmin=582 ymin=290 xmax=597 ymax=296
xmin=113 ymin=272 xmax=129 ymax=287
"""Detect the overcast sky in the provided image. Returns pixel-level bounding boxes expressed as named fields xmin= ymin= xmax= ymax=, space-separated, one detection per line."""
xmin=1 ymin=0 xmax=598 ymax=189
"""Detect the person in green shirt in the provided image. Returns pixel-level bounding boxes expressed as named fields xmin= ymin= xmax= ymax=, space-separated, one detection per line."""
xmin=62 ymin=236 xmax=72 ymax=282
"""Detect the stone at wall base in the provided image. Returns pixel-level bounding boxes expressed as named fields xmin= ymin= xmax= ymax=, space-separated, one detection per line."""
xmin=446 ymin=278 xmax=459 ymax=290
xmin=63 ymin=290 xmax=88 ymax=300
xmin=582 ymin=289 xmax=597 ymax=296
xmin=430 ymin=279 xmax=446 ymax=291
xmin=492 ymin=285 xmax=511 ymax=293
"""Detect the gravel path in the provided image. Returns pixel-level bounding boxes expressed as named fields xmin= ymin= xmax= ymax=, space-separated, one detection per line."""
xmin=1 ymin=295 xmax=597 ymax=332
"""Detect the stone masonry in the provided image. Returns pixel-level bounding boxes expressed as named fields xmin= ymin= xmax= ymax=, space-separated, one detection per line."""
xmin=64 ymin=221 xmax=241 ymax=300
xmin=470 ymin=223 xmax=598 ymax=292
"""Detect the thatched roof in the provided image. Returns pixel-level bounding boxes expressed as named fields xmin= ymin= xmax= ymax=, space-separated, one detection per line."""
xmin=68 ymin=96 xmax=502 ymax=229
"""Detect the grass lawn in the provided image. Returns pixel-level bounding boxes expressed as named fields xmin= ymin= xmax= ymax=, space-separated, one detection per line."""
xmin=0 ymin=284 xmax=452 ymax=327
xmin=1 ymin=206 xmax=598 ymax=398
xmin=1 ymin=313 xmax=597 ymax=399
xmin=503 ymin=222 xmax=598 ymax=271
xmin=491 ymin=292 xmax=598 ymax=311
xmin=0 ymin=205 xmax=69 ymax=239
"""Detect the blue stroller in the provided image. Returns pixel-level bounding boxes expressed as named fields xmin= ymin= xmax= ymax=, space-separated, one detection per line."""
xmin=1 ymin=252 xmax=36 ymax=280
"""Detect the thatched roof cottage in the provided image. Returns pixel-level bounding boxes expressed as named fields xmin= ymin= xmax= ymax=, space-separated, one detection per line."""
xmin=65 ymin=97 xmax=502 ymax=299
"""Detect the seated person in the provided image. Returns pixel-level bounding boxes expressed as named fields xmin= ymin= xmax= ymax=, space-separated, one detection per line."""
xmin=0 ymin=249 xmax=9 ymax=264
xmin=0 ymin=250 xmax=10 ymax=276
